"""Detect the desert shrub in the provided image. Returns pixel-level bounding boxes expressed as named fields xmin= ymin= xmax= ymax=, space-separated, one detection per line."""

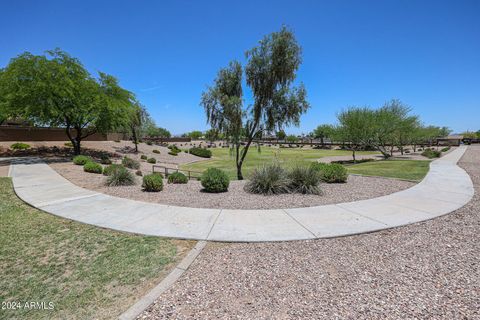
xmin=122 ymin=156 xmax=140 ymax=169
xmin=422 ymin=149 xmax=441 ymax=159
xmin=168 ymin=145 xmax=181 ymax=152
xmin=441 ymin=146 xmax=451 ymax=152
xmin=100 ymin=154 xmax=112 ymax=164
xmin=311 ymin=163 xmax=348 ymax=183
xmin=146 ymin=141 xmax=153 ymax=145
xmin=147 ymin=157 xmax=157 ymax=164
xmin=10 ymin=142 xmax=31 ymax=150
xmin=244 ymin=163 xmax=290 ymax=195
xmin=135 ymin=170 xmax=143 ymax=176
xmin=103 ymin=164 xmax=123 ymax=176
xmin=142 ymin=174 xmax=163 ymax=192
xmin=189 ymin=147 xmax=212 ymax=158
xmin=168 ymin=151 xmax=179 ymax=156
xmin=73 ymin=155 xmax=91 ymax=165
xmin=167 ymin=172 xmax=188 ymax=184
xmin=64 ymin=142 xmax=73 ymax=147
xmin=152 ymin=149 xmax=160 ymax=154
xmin=201 ymin=168 xmax=229 ymax=193
xmin=83 ymin=161 xmax=103 ymax=174
xmin=140 ymin=154 xmax=148 ymax=160
xmin=106 ymin=166 xmax=135 ymax=186
xmin=287 ymin=165 xmax=321 ymax=194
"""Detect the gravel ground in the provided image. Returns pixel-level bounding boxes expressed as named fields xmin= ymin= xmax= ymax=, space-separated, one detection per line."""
xmin=139 ymin=146 xmax=479 ymax=319
xmin=49 ymin=161 xmax=414 ymax=209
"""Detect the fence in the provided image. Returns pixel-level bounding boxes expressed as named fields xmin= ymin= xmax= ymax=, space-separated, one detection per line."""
xmin=152 ymin=164 xmax=203 ymax=180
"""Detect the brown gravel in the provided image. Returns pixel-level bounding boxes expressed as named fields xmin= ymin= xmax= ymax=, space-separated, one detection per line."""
xmin=139 ymin=146 xmax=480 ymax=319
xmin=49 ymin=161 xmax=414 ymax=210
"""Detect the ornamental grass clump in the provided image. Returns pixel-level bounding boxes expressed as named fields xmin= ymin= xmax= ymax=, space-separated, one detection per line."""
xmin=10 ymin=142 xmax=31 ymax=150
xmin=142 ymin=174 xmax=163 ymax=192
xmin=103 ymin=164 xmax=123 ymax=176
xmin=122 ymin=156 xmax=140 ymax=169
xmin=147 ymin=157 xmax=156 ymax=164
xmin=200 ymin=168 xmax=229 ymax=193
xmin=105 ymin=166 xmax=135 ymax=186
xmin=73 ymin=155 xmax=91 ymax=165
xmin=287 ymin=165 xmax=321 ymax=194
xmin=311 ymin=163 xmax=348 ymax=183
xmin=83 ymin=161 xmax=103 ymax=174
xmin=167 ymin=172 xmax=188 ymax=184
xmin=244 ymin=163 xmax=291 ymax=195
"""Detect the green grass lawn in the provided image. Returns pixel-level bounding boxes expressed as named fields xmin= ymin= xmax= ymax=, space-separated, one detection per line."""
xmin=0 ymin=178 xmax=193 ymax=320
xmin=181 ymin=147 xmax=378 ymax=179
xmin=347 ymin=160 xmax=431 ymax=181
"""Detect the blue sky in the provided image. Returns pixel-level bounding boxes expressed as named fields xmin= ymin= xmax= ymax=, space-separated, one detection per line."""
xmin=1 ymin=0 xmax=479 ymax=135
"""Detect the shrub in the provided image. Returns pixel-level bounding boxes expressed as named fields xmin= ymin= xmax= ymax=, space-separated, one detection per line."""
xmin=168 ymin=145 xmax=181 ymax=152
xmin=288 ymin=165 xmax=321 ymax=194
xmin=100 ymin=154 xmax=112 ymax=164
xmin=64 ymin=142 xmax=73 ymax=148
xmin=167 ymin=172 xmax=188 ymax=184
xmin=10 ymin=142 xmax=31 ymax=150
xmin=103 ymin=164 xmax=123 ymax=176
xmin=152 ymin=149 xmax=160 ymax=154
xmin=135 ymin=170 xmax=143 ymax=176
xmin=168 ymin=151 xmax=179 ymax=156
xmin=106 ymin=166 xmax=135 ymax=186
xmin=142 ymin=174 xmax=163 ymax=192
xmin=73 ymin=155 xmax=91 ymax=165
xmin=244 ymin=163 xmax=290 ymax=195
xmin=311 ymin=163 xmax=348 ymax=183
xmin=422 ymin=149 xmax=441 ymax=159
xmin=441 ymin=146 xmax=451 ymax=152
xmin=146 ymin=141 xmax=153 ymax=145
xmin=83 ymin=161 xmax=103 ymax=174
xmin=189 ymin=147 xmax=212 ymax=158
xmin=140 ymin=154 xmax=148 ymax=160
xmin=122 ymin=156 xmax=140 ymax=169
xmin=201 ymin=168 xmax=229 ymax=193
xmin=147 ymin=157 xmax=157 ymax=164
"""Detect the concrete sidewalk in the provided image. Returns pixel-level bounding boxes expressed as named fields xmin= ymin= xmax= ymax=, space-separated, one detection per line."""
xmin=9 ymin=146 xmax=474 ymax=242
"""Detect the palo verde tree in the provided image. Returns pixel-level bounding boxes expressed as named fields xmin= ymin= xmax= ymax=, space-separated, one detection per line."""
xmin=337 ymin=107 xmax=375 ymax=162
xmin=312 ymin=124 xmax=335 ymax=147
xmin=0 ymin=49 xmax=133 ymax=155
xmin=201 ymin=26 xmax=310 ymax=180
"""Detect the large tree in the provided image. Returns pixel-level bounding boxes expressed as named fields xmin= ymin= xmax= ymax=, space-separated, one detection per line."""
xmin=201 ymin=26 xmax=310 ymax=180
xmin=0 ymin=49 xmax=133 ymax=154
xmin=312 ymin=124 xmax=335 ymax=147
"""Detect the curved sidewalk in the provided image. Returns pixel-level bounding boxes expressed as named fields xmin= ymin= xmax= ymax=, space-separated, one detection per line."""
xmin=10 ymin=146 xmax=474 ymax=242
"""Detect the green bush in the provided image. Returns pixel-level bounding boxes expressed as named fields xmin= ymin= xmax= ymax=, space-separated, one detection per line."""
xmin=142 ymin=174 xmax=163 ymax=192
xmin=103 ymin=164 xmax=123 ymax=176
xmin=83 ymin=161 xmax=103 ymax=174
xmin=73 ymin=155 xmax=91 ymax=165
xmin=152 ymin=149 xmax=160 ymax=154
xmin=10 ymin=142 xmax=31 ymax=150
xmin=288 ymin=165 xmax=321 ymax=194
xmin=244 ymin=163 xmax=290 ymax=195
xmin=106 ymin=166 xmax=135 ymax=186
xmin=422 ymin=149 xmax=441 ymax=159
xmin=64 ymin=142 xmax=73 ymax=147
xmin=311 ymin=163 xmax=348 ymax=183
xmin=122 ymin=156 xmax=140 ymax=169
xmin=441 ymin=146 xmax=451 ymax=152
xmin=168 ymin=145 xmax=181 ymax=152
xmin=167 ymin=172 xmax=188 ymax=184
xmin=189 ymin=147 xmax=212 ymax=158
xmin=140 ymin=154 xmax=148 ymax=160
xmin=147 ymin=157 xmax=157 ymax=164
xmin=201 ymin=168 xmax=229 ymax=193
xmin=100 ymin=154 xmax=112 ymax=164
xmin=146 ymin=141 xmax=153 ymax=145
xmin=168 ymin=151 xmax=179 ymax=156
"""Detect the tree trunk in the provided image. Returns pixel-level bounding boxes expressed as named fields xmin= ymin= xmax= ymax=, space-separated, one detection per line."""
xmin=131 ymin=127 xmax=138 ymax=153
xmin=321 ymin=137 xmax=324 ymax=147
xmin=352 ymin=149 xmax=356 ymax=163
